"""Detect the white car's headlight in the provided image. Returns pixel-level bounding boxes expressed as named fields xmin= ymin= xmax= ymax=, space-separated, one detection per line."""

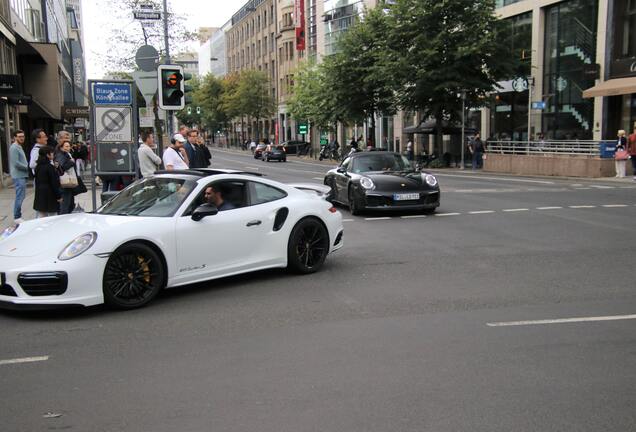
xmin=0 ymin=224 xmax=19 ymax=241
xmin=423 ymin=174 xmax=438 ymax=187
xmin=360 ymin=177 xmax=375 ymax=190
xmin=58 ymin=232 xmax=97 ymax=261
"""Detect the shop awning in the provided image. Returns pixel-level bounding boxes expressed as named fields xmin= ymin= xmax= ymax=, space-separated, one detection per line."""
xmin=403 ymin=119 xmax=477 ymax=135
xmin=582 ymin=77 xmax=636 ymax=98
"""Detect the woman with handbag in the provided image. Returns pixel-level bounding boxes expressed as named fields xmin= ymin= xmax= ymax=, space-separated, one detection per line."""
xmin=615 ymin=130 xmax=628 ymax=178
xmin=55 ymin=140 xmax=78 ymax=214
xmin=33 ymin=146 xmax=62 ymax=217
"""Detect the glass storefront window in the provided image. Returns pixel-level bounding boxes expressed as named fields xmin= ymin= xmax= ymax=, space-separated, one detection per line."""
xmin=542 ymin=0 xmax=597 ymax=140
xmin=490 ymin=12 xmax=532 ymax=141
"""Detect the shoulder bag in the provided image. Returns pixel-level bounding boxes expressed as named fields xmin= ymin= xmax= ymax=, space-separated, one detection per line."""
xmin=60 ymin=166 xmax=79 ymax=189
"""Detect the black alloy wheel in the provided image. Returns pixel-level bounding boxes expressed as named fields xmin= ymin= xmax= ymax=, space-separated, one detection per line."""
xmin=287 ymin=218 xmax=330 ymax=274
xmin=348 ymin=187 xmax=361 ymax=216
xmin=103 ymin=243 xmax=166 ymax=309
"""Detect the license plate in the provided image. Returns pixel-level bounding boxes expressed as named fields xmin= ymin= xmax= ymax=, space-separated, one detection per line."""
xmin=393 ymin=193 xmax=420 ymax=201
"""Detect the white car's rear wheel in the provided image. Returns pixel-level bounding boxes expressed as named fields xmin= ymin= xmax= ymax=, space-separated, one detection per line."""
xmin=103 ymin=243 xmax=166 ymax=309
xmin=287 ymin=218 xmax=329 ymax=274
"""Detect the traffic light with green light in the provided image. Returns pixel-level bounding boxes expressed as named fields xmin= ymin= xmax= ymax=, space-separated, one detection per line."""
xmin=158 ymin=65 xmax=185 ymax=110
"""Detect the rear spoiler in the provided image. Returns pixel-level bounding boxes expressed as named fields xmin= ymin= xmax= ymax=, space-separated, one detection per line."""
xmin=290 ymin=183 xmax=334 ymax=202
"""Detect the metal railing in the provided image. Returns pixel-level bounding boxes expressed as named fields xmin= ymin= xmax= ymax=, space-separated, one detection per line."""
xmin=485 ymin=140 xmax=601 ymax=156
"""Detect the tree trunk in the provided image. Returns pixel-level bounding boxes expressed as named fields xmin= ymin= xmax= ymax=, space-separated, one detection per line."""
xmin=435 ymin=113 xmax=443 ymax=163
xmin=370 ymin=114 xmax=376 ymax=146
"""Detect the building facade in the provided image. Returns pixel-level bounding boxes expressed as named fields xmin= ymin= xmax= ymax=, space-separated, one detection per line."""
xmin=226 ymin=0 xmax=278 ymax=142
xmin=198 ymin=23 xmax=230 ymax=78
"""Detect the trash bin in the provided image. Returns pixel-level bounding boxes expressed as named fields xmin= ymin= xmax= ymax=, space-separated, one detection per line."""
xmin=599 ymin=141 xmax=616 ymax=158
xmin=100 ymin=190 xmax=119 ymax=206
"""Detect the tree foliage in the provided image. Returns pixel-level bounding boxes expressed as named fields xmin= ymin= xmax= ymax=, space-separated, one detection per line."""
xmin=287 ymin=60 xmax=337 ymax=131
xmin=95 ymin=0 xmax=196 ymax=73
xmin=384 ymin=0 xmax=516 ymax=129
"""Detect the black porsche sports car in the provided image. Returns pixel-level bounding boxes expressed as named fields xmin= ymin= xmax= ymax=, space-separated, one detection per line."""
xmin=324 ymin=151 xmax=440 ymax=215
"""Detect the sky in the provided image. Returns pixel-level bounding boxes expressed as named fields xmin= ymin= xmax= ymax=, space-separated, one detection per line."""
xmin=83 ymin=0 xmax=247 ymax=79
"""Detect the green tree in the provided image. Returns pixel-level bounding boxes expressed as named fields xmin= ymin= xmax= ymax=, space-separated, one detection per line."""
xmin=287 ymin=60 xmax=337 ymax=131
xmin=322 ymin=6 xmax=397 ymax=142
xmin=223 ymin=70 xmax=276 ymax=141
xmin=195 ymin=74 xmax=231 ymax=141
xmin=175 ymin=76 xmax=202 ymax=127
xmin=384 ymin=0 xmax=516 ymax=150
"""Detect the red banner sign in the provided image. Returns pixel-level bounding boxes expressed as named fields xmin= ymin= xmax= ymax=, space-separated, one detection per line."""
xmin=294 ymin=0 xmax=305 ymax=51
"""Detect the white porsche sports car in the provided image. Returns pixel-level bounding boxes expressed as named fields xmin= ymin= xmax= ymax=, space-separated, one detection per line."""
xmin=0 ymin=169 xmax=344 ymax=310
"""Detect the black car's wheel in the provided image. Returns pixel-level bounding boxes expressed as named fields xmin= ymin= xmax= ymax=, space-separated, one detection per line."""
xmin=103 ymin=242 xmax=166 ymax=309
xmin=348 ymin=187 xmax=361 ymax=216
xmin=287 ymin=218 xmax=330 ymax=274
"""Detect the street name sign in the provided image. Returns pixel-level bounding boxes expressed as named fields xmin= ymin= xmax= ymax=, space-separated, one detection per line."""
xmin=95 ymin=106 xmax=133 ymax=142
xmin=531 ymin=101 xmax=546 ymax=110
xmin=92 ymin=83 xmax=132 ymax=105
xmin=134 ymin=10 xmax=161 ymax=20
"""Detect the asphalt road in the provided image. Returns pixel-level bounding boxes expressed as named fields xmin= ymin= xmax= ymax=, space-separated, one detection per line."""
xmin=2 ymin=149 xmax=636 ymax=432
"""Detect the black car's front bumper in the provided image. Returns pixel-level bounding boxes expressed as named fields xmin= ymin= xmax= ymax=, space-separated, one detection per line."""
xmin=356 ymin=189 xmax=440 ymax=211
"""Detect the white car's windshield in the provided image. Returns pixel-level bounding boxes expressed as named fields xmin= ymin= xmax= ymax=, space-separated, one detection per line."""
xmin=351 ymin=154 xmax=412 ymax=173
xmin=97 ymin=177 xmax=196 ymax=217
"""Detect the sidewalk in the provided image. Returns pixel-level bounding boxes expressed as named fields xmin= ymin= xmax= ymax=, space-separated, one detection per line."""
xmin=0 ymin=177 xmax=98 ymax=231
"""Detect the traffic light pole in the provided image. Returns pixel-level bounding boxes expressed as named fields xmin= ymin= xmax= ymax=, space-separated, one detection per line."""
xmin=162 ymin=0 xmax=174 ymax=137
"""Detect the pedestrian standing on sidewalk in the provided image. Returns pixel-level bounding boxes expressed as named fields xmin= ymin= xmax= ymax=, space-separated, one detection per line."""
xmin=197 ymin=136 xmax=211 ymax=167
xmin=162 ymin=135 xmax=189 ymax=170
xmin=33 ymin=146 xmax=62 ymax=218
xmin=29 ymin=128 xmax=48 ymax=177
xmin=138 ymin=131 xmax=163 ymax=178
xmin=469 ymin=133 xmax=485 ymax=170
xmin=628 ymin=126 xmax=636 ymax=181
xmin=55 ymin=141 xmax=77 ymax=214
xmin=615 ymin=129 xmax=628 ymax=178
xmin=9 ymin=130 xmax=28 ymax=223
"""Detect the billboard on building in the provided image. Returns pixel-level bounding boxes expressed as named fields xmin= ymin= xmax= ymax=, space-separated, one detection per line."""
xmin=294 ymin=0 xmax=305 ymax=51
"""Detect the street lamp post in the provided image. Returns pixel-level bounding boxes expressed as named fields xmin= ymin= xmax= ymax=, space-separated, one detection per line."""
xmin=460 ymin=91 xmax=466 ymax=170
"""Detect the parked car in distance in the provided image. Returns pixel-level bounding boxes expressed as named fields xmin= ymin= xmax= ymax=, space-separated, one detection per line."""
xmin=253 ymin=143 xmax=267 ymax=159
xmin=280 ymin=140 xmax=311 ymax=155
xmin=262 ymin=145 xmax=287 ymax=162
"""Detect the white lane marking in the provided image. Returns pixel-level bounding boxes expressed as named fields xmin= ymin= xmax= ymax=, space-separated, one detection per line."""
xmin=453 ymin=189 xmax=474 ymax=193
xmin=312 ymin=177 xmax=323 ymax=180
xmin=401 ymin=215 xmax=427 ymax=219
xmin=435 ymin=212 xmax=461 ymax=217
xmin=487 ymin=314 xmax=636 ymax=327
xmin=0 ymin=356 xmax=49 ymax=366
xmin=435 ymin=173 xmax=555 ymax=185
xmin=244 ymin=166 xmax=261 ymax=170
xmin=575 ymin=187 xmax=592 ymax=190
xmin=569 ymin=205 xmax=596 ymax=209
xmin=342 ymin=219 xmax=354 ymax=222
xmin=502 ymin=208 xmax=529 ymax=212
xmin=365 ymin=217 xmax=392 ymax=221
xmin=536 ymin=206 xmax=562 ymax=210
xmin=571 ymin=184 xmax=583 ymax=187
xmin=468 ymin=210 xmax=495 ymax=215
xmin=590 ymin=185 xmax=614 ymax=189
xmin=602 ymin=204 xmax=628 ymax=208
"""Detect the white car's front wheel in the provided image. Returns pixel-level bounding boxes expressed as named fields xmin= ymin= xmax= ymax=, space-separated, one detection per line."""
xmin=103 ymin=242 xmax=166 ymax=309
xmin=287 ymin=218 xmax=330 ymax=274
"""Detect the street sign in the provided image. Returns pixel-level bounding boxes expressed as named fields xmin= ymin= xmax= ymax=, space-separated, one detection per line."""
xmin=95 ymin=106 xmax=133 ymax=142
xmin=135 ymin=45 xmax=159 ymax=72
xmin=297 ymin=122 xmax=308 ymax=134
xmin=132 ymin=70 xmax=158 ymax=108
xmin=62 ymin=105 xmax=90 ymax=118
xmin=134 ymin=10 xmax=161 ymax=20
xmin=139 ymin=107 xmax=154 ymax=128
xmin=531 ymin=101 xmax=546 ymax=110
xmin=92 ymin=82 xmax=132 ymax=105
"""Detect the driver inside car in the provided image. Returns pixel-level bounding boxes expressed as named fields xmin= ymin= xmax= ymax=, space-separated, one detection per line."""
xmin=204 ymin=185 xmax=236 ymax=211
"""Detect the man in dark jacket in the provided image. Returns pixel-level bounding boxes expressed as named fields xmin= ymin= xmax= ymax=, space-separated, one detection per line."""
xmin=469 ymin=133 xmax=485 ymax=170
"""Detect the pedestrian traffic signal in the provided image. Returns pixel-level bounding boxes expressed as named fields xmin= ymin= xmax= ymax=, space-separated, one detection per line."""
xmin=158 ymin=64 xmax=185 ymax=110
xmin=187 ymin=106 xmax=192 ymax=115
xmin=196 ymin=106 xmax=201 ymax=115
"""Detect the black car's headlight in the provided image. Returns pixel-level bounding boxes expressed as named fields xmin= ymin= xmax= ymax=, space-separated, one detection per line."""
xmin=360 ymin=177 xmax=375 ymax=190
xmin=58 ymin=232 xmax=97 ymax=261
xmin=423 ymin=174 xmax=438 ymax=187
xmin=0 ymin=224 xmax=19 ymax=241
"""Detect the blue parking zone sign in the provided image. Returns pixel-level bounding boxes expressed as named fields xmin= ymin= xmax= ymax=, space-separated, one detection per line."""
xmin=92 ymin=83 xmax=132 ymax=105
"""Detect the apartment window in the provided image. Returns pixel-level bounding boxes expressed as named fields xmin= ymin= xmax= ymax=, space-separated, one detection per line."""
xmin=279 ymin=47 xmax=283 ymax=64
xmin=264 ymin=36 xmax=268 ymax=54
xmin=271 ymin=32 xmax=275 ymax=51
xmin=264 ymin=10 xmax=267 ymax=26
xmin=257 ymin=15 xmax=261 ymax=31
xmin=252 ymin=43 xmax=255 ymax=61
xmin=289 ymin=41 xmax=293 ymax=60
xmin=270 ymin=5 xmax=274 ymax=25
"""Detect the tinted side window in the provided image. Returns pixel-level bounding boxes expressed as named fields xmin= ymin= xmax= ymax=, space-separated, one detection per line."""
xmin=250 ymin=182 xmax=287 ymax=205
